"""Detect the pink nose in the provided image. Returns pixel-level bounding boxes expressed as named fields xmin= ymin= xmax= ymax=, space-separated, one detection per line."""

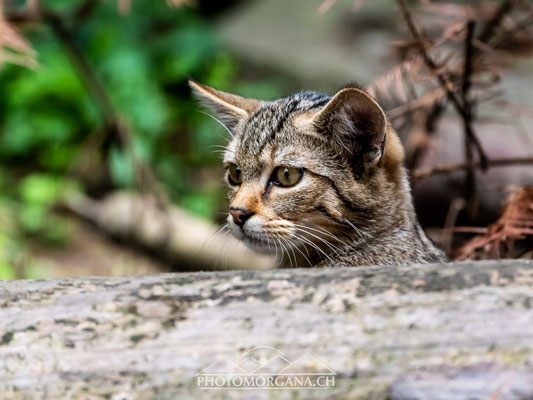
xmin=230 ymin=208 xmax=253 ymax=228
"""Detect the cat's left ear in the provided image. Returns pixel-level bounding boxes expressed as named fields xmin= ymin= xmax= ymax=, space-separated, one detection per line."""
xmin=312 ymin=87 xmax=387 ymax=167
xmin=189 ymin=80 xmax=263 ymax=131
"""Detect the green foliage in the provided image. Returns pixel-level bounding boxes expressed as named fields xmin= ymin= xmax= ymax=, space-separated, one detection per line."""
xmin=0 ymin=211 xmax=17 ymax=280
xmin=0 ymin=1 xmax=284 ymax=278
xmin=0 ymin=183 xmax=51 ymax=281
xmin=17 ymin=173 xmax=73 ymax=243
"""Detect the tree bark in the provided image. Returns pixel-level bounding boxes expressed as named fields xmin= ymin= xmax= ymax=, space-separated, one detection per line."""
xmin=1 ymin=259 xmax=533 ymax=399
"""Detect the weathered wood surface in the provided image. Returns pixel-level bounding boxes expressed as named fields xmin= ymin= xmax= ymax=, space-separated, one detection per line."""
xmin=2 ymin=260 xmax=533 ymax=399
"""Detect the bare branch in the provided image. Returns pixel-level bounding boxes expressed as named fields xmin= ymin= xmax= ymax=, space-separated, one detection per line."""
xmin=0 ymin=4 xmax=38 ymax=68
xmin=396 ymin=0 xmax=489 ymax=170
xmin=478 ymin=0 xmax=514 ymax=44
xmin=462 ymin=21 xmax=478 ymax=219
xmin=412 ymin=157 xmax=533 ymax=180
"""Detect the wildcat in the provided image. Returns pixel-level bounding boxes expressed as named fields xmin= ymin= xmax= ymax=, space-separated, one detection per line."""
xmin=190 ymin=80 xmax=447 ymax=267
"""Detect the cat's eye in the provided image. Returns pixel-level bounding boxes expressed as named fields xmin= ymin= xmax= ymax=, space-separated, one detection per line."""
xmin=273 ymin=166 xmax=303 ymax=187
xmin=227 ymin=163 xmax=242 ymax=185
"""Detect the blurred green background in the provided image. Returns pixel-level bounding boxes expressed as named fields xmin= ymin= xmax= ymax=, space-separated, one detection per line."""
xmin=1 ymin=0 xmax=286 ymax=278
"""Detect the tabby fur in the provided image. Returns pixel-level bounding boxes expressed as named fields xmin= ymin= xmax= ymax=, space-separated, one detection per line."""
xmin=190 ymin=80 xmax=447 ymax=267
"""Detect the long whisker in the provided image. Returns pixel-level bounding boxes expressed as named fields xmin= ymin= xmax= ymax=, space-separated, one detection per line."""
xmin=282 ymin=238 xmax=294 ymax=269
xmin=278 ymin=234 xmax=299 ymax=268
xmin=344 ymin=218 xmax=369 ymax=246
xmin=272 ymin=235 xmax=281 ymax=267
xmin=274 ymin=236 xmax=285 ymax=267
xmin=298 ymin=235 xmax=311 ymax=258
xmin=209 ymin=145 xmax=231 ymax=155
xmin=292 ymin=232 xmax=335 ymax=265
xmin=209 ymin=144 xmax=231 ymax=150
xmin=285 ymin=236 xmax=313 ymax=268
xmin=276 ymin=235 xmax=293 ymax=268
xmin=265 ymin=234 xmax=279 ymax=267
xmin=200 ymin=223 xmax=229 ymax=255
xmin=197 ymin=110 xmax=234 ymax=139
xmin=210 ymin=150 xmax=229 ymax=156
xmin=292 ymin=223 xmax=356 ymax=252
xmin=220 ymin=229 xmax=230 ymax=270
xmin=293 ymin=227 xmax=345 ymax=258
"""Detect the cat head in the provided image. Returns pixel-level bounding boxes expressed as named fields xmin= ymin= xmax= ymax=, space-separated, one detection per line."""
xmin=190 ymin=80 xmax=406 ymax=264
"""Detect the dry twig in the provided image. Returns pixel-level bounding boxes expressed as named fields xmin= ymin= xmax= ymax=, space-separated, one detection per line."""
xmin=412 ymin=157 xmax=533 ymax=180
xmin=0 ymin=2 xmax=37 ymax=68
xmin=453 ymin=186 xmax=533 ymax=260
xmin=396 ymin=0 xmax=489 ymax=170
xmin=462 ymin=20 xmax=478 ymax=219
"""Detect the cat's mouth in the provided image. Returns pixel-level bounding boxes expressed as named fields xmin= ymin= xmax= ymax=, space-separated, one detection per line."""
xmin=242 ymin=233 xmax=276 ymax=254
xmin=228 ymin=215 xmax=296 ymax=255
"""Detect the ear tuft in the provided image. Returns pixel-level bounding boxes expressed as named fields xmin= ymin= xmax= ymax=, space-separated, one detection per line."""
xmin=313 ymin=88 xmax=387 ymax=170
xmin=189 ymin=80 xmax=262 ymax=131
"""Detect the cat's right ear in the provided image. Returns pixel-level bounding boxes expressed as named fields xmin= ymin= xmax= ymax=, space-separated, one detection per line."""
xmin=189 ymin=80 xmax=262 ymax=131
xmin=312 ymin=87 xmax=388 ymax=169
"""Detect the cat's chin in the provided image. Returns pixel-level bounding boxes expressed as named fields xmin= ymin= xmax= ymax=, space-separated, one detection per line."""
xmin=228 ymin=221 xmax=278 ymax=254
xmin=241 ymin=235 xmax=276 ymax=255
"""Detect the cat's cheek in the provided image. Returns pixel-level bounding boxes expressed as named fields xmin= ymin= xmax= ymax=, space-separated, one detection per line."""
xmin=225 ymin=188 xmax=238 ymax=203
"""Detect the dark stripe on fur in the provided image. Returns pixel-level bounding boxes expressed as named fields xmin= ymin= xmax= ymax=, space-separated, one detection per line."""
xmin=316 ymin=174 xmax=367 ymax=214
xmin=255 ymin=100 xmax=298 ymax=155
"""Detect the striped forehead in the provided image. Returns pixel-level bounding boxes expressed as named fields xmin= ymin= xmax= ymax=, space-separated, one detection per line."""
xmin=222 ymin=91 xmax=331 ymax=180
xmin=238 ymin=92 xmax=330 ymax=156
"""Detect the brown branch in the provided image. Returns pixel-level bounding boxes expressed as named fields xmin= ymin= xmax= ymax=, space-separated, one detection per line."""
xmin=396 ymin=0 xmax=489 ymax=170
xmin=42 ymin=9 xmax=115 ymax=124
xmin=71 ymin=0 xmax=100 ymax=24
xmin=489 ymin=12 xmax=533 ymax=51
xmin=478 ymin=0 xmax=514 ymax=45
xmin=3 ymin=6 xmax=39 ymax=24
xmin=461 ymin=0 xmax=517 ymax=66
xmin=462 ymin=21 xmax=478 ymax=220
xmin=411 ymin=157 xmax=533 ymax=180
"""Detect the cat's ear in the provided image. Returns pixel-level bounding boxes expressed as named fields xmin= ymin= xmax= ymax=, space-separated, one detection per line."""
xmin=189 ymin=80 xmax=262 ymax=130
xmin=312 ymin=87 xmax=387 ymax=168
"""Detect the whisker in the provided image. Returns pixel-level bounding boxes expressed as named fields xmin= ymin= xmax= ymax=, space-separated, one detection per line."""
xmin=200 ymin=223 xmax=229 ymax=254
xmin=272 ymin=235 xmax=281 ymax=266
xmin=285 ymin=236 xmax=313 ymax=268
xmin=265 ymin=234 xmax=278 ymax=266
xmin=220 ymin=229 xmax=230 ymax=270
xmin=197 ymin=110 xmax=235 ymax=139
xmin=293 ymin=227 xmax=344 ymax=258
xmin=292 ymin=223 xmax=356 ymax=252
xmin=278 ymin=234 xmax=299 ymax=268
xmin=276 ymin=235 xmax=293 ymax=268
xmin=292 ymin=232 xmax=335 ymax=265
xmin=209 ymin=145 xmax=231 ymax=155
xmin=274 ymin=236 xmax=284 ymax=267
xmin=282 ymin=238 xmax=294 ymax=269
xmin=344 ymin=218 xmax=369 ymax=246
xmin=298 ymin=235 xmax=311 ymax=258
xmin=209 ymin=144 xmax=231 ymax=150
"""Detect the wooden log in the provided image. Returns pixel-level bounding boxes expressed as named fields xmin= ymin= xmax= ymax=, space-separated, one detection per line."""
xmin=1 ymin=259 xmax=533 ymax=399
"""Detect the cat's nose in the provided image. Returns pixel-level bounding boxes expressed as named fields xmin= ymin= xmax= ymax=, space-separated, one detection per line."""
xmin=229 ymin=207 xmax=253 ymax=228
